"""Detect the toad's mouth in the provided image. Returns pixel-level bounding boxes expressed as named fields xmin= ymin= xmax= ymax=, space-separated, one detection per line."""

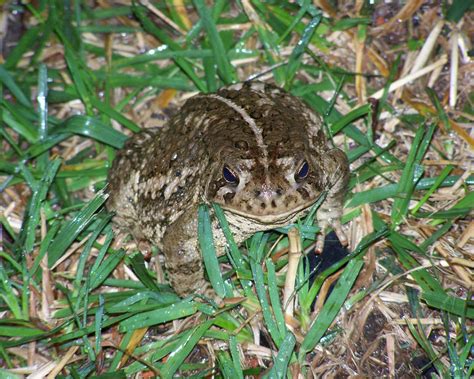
xmin=217 ymin=199 xmax=319 ymax=224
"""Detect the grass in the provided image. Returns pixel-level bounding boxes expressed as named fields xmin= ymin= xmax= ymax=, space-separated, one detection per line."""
xmin=0 ymin=0 xmax=473 ymax=377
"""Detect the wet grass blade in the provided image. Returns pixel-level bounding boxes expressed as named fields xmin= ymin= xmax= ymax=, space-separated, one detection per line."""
xmin=421 ymin=291 xmax=474 ymax=319
xmin=194 ymin=0 xmax=236 ymax=84
xmin=406 ymin=320 xmax=448 ymax=377
xmin=284 ymin=14 xmax=321 ymax=89
xmin=0 ymin=262 xmax=23 ymax=319
xmin=266 ymin=331 xmax=296 ymax=379
xmin=0 ymin=66 xmax=31 ymax=107
xmin=391 ymin=124 xmax=435 ymax=227
xmin=300 ymin=256 xmax=364 ymax=356
xmin=119 ymin=300 xmax=199 ymax=332
xmin=58 ymin=115 xmax=128 ymax=148
xmin=217 ymin=351 xmax=241 ymax=378
xmin=63 ymin=46 xmax=94 ymax=114
xmin=48 ymin=191 xmax=108 ymax=267
xmin=126 ymin=252 xmax=161 ymax=292
xmin=198 ymin=204 xmax=230 ymax=298
xmin=93 ymin=101 xmax=141 ymax=133
xmin=212 ymin=204 xmax=254 ymax=296
xmin=229 ymin=335 xmax=244 ymax=379
xmin=347 ymin=174 xmax=474 ymax=208
xmin=160 ymin=320 xmax=213 ymax=378
xmin=411 ymin=165 xmax=454 ymax=215
xmin=1 ymin=107 xmax=38 ymax=143
xmin=331 ymin=104 xmax=371 ymax=135
xmin=250 ymin=258 xmax=283 ymax=347
xmin=4 ymin=25 xmax=42 ymax=69
xmin=20 ymin=159 xmax=61 ymax=253
xmin=266 ymin=258 xmax=287 ymax=338
xmin=132 ymin=3 xmax=206 ymax=92
xmin=89 ymin=235 xmax=124 ymax=291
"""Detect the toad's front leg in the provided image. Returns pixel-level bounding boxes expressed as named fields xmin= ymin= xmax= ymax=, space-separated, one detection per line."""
xmin=315 ymin=148 xmax=350 ymax=253
xmin=162 ymin=208 xmax=211 ymax=298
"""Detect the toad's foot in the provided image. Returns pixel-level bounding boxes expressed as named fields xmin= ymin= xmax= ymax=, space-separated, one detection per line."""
xmin=315 ymin=148 xmax=350 ymax=253
xmin=315 ymin=218 xmax=348 ymax=254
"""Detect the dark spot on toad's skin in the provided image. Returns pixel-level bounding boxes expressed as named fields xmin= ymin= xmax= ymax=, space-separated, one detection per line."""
xmin=297 ymin=187 xmax=309 ymax=199
xmin=235 ymin=140 xmax=249 ymax=149
xmin=224 ymin=192 xmax=235 ymax=203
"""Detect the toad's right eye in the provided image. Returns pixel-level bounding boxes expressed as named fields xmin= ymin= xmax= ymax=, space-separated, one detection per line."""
xmin=223 ymin=165 xmax=239 ymax=185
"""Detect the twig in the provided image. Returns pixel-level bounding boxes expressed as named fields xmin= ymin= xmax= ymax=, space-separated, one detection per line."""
xmin=283 ymin=228 xmax=302 ymax=320
xmin=371 ymin=55 xmax=448 ymax=100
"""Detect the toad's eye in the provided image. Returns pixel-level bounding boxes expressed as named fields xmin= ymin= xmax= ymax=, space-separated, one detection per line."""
xmin=223 ymin=165 xmax=239 ymax=185
xmin=296 ymin=161 xmax=309 ymax=181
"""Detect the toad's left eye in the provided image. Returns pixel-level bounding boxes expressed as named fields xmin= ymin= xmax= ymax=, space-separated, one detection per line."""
xmin=223 ymin=165 xmax=239 ymax=185
xmin=296 ymin=161 xmax=309 ymax=180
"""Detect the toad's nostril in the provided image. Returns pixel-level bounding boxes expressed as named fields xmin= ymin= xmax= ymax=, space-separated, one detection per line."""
xmin=254 ymin=190 xmax=261 ymax=197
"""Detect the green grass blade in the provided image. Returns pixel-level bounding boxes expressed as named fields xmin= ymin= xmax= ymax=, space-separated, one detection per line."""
xmin=331 ymin=104 xmax=371 ymax=135
xmin=389 ymin=235 xmax=445 ymax=294
xmin=276 ymin=0 xmax=310 ymax=44
xmin=250 ymin=258 xmax=283 ymax=347
xmin=89 ymin=248 xmax=126 ymax=291
xmin=125 ymin=252 xmax=161 ymax=292
xmin=95 ymin=295 xmax=105 ymax=354
xmin=266 ymin=331 xmax=296 ymax=379
xmin=391 ymin=124 xmax=435 ymax=226
xmin=62 ymin=46 xmax=94 ymax=114
xmin=421 ymin=291 xmax=474 ymax=319
xmin=229 ymin=335 xmax=244 ymax=379
xmin=48 ymin=191 xmax=108 ymax=267
xmin=37 ymin=64 xmax=48 ymax=141
xmin=57 ymin=115 xmax=127 ymax=148
xmin=1 ymin=108 xmax=38 ymax=143
xmin=20 ymin=159 xmax=61 ymax=253
xmin=112 ymin=48 xmax=213 ymax=69
xmin=119 ymin=300 xmax=198 ymax=332
xmin=284 ymin=14 xmax=321 ymax=89
xmin=266 ymin=258 xmax=287 ymax=338
xmin=217 ymin=351 xmax=240 ymax=378
xmin=446 ymin=0 xmax=473 ymax=25
xmin=132 ymin=3 xmax=206 ymax=92
xmin=0 ymin=262 xmax=23 ymax=319
xmin=0 ymin=66 xmax=31 ymax=107
xmin=4 ymin=25 xmax=42 ymax=69
xmin=198 ymin=204 xmax=231 ymax=298
xmin=406 ymin=320 xmax=448 ymax=376
xmin=411 ymin=165 xmax=454 ymax=214
xmin=72 ymin=217 xmax=112 ymax=296
xmin=93 ymin=100 xmax=141 ymax=133
xmin=348 ymin=174 xmax=474 ymax=208
xmin=300 ymin=256 xmax=364 ymax=356
xmin=160 ymin=320 xmax=213 ymax=378
xmin=194 ymin=0 xmax=236 ymax=84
